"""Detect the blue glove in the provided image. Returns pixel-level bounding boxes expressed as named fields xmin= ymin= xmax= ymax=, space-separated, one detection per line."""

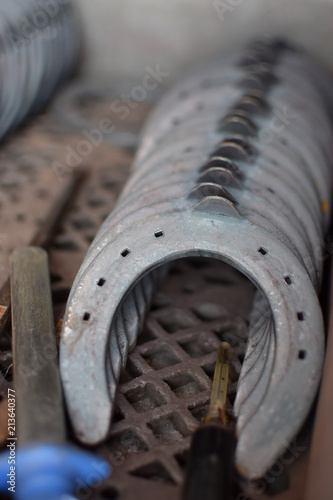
xmin=0 ymin=443 xmax=111 ymax=500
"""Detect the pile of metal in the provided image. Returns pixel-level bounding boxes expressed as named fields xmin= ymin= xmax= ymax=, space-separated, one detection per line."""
xmin=0 ymin=0 xmax=81 ymax=141
xmin=60 ymin=40 xmax=333 ymax=479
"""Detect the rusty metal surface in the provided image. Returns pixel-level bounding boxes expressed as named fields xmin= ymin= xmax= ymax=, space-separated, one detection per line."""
xmin=305 ymin=253 xmax=333 ymax=499
xmin=0 ymin=92 xmax=135 ymax=422
xmin=0 ymin=80 xmax=313 ymax=499
xmin=0 ymin=128 xmax=79 ymax=292
xmin=88 ymin=258 xmax=254 ymax=500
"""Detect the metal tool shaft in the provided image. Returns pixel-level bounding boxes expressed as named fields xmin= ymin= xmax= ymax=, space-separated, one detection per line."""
xmin=206 ymin=342 xmax=230 ymax=425
xmin=11 ymin=247 xmax=65 ymax=445
xmin=183 ymin=342 xmax=235 ymax=500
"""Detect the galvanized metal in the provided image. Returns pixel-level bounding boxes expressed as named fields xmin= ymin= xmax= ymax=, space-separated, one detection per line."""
xmin=60 ymin=40 xmax=333 ymax=479
xmin=0 ymin=0 xmax=81 ymax=141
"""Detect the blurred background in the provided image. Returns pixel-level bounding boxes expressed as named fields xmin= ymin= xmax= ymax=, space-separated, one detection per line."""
xmin=78 ymin=0 xmax=333 ymax=81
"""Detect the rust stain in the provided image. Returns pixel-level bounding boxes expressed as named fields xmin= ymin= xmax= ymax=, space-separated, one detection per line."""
xmin=321 ymin=200 xmax=329 ymax=214
xmin=0 ymin=306 xmax=7 ymax=320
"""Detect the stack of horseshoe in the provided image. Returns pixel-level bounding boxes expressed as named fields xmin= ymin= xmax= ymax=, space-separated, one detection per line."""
xmin=60 ymin=40 xmax=333 ymax=479
xmin=0 ymin=0 xmax=81 ymax=141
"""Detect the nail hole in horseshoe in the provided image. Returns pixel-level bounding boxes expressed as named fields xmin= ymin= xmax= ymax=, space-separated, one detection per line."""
xmin=97 ymin=278 xmax=106 ymax=287
xmin=284 ymin=275 xmax=292 ymax=285
xmin=258 ymin=247 xmax=267 ymax=256
xmin=83 ymin=312 xmax=91 ymax=321
xmin=297 ymin=312 xmax=305 ymax=321
xmin=298 ymin=350 xmax=307 ymax=360
xmin=121 ymin=248 xmax=131 ymax=258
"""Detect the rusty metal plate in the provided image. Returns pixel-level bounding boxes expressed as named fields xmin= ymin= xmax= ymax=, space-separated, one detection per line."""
xmin=0 ymin=125 xmax=79 ymax=291
xmin=87 ymin=257 xmax=254 ymax=500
